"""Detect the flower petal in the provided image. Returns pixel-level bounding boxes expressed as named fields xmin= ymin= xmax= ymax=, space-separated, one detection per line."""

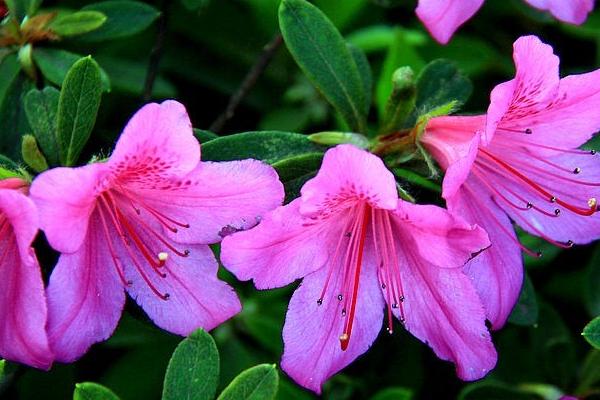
xmin=281 ymin=252 xmax=384 ymax=394
xmin=485 ymin=36 xmax=560 ymax=145
xmin=221 ymin=199 xmax=333 ymax=289
xmin=134 ymin=159 xmax=284 ymax=245
xmin=391 ymin=211 xmax=497 ymax=380
xmin=109 ymin=100 xmax=200 ymax=178
xmin=300 ymin=145 xmax=397 ymax=216
xmin=30 ymin=164 xmax=104 ymax=253
xmin=447 ymin=179 xmax=524 ymax=329
xmin=524 ymin=0 xmax=594 ymax=24
xmin=394 ymin=201 xmax=490 ymax=269
xmin=0 ymin=190 xmax=52 ymax=369
xmin=46 ymin=212 xmax=126 ymax=362
xmin=123 ymin=242 xmax=240 ymax=335
xmin=415 ymin=0 xmax=484 ymax=44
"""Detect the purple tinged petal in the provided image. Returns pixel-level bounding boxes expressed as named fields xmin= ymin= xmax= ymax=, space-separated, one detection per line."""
xmin=446 ymin=180 xmax=524 ymax=329
xmin=125 ymin=243 xmax=241 ymax=334
xmin=415 ymin=0 xmax=485 ymax=44
xmin=300 ymin=144 xmax=398 ymax=216
xmin=30 ymin=164 xmax=105 ymax=253
xmin=390 ymin=210 xmax=497 ymax=379
xmin=0 ymin=190 xmax=52 ymax=369
xmin=524 ymin=0 xmax=594 ymax=24
xmin=109 ymin=100 xmax=200 ymax=177
xmin=281 ymin=253 xmax=384 ymax=394
xmin=221 ymin=199 xmax=334 ymax=289
xmin=46 ymin=211 xmax=126 ymax=363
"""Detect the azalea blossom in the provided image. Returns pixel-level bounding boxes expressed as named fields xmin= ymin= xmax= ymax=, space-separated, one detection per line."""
xmin=30 ymin=100 xmax=284 ymax=362
xmin=0 ymin=177 xmax=52 ymax=369
xmin=221 ymin=144 xmax=496 ymax=393
xmin=421 ymin=35 xmax=600 ymax=328
xmin=416 ymin=0 xmax=594 ymax=44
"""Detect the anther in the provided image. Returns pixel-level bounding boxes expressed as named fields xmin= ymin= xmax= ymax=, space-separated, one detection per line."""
xmin=183 ymin=249 xmax=190 ymax=256
xmin=591 ymin=150 xmax=597 ymax=155
xmin=550 ymin=196 xmax=557 ymax=203
xmin=381 ymin=283 xmax=386 ymax=289
xmin=399 ymin=295 xmax=405 ymax=302
xmin=554 ymin=209 xmax=561 ymax=216
xmin=588 ymin=198 xmax=597 ymax=209
xmin=573 ymin=167 xmax=581 ymax=174
xmin=337 ymin=294 xmax=343 ymax=301
xmin=158 ymin=252 xmax=168 ymax=265
xmin=526 ymin=202 xmax=533 ymax=209
xmin=162 ymin=293 xmax=171 ymax=300
xmin=536 ymin=250 xmax=543 ymax=258
xmin=399 ymin=317 xmax=406 ymax=324
xmin=341 ymin=309 xmax=347 ymax=316
xmin=345 ymin=232 xmax=352 ymax=237
xmin=567 ymin=240 xmax=574 ymax=247
xmin=524 ymin=128 xmax=532 ymax=134
xmin=316 ymin=298 xmax=323 ymax=306
xmin=392 ymin=303 xmax=398 ymax=309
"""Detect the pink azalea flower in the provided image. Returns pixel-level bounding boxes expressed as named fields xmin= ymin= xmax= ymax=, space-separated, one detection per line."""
xmin=421 ymin=35 xmax=600 ymax=328
xmin=221 ymin=144 xmax=496 ymax=393
xmin=416 ymin=0 xmax=594 ymax=44
xmin=30 ymin=100 xmax=284 ymax=362
xmin=0 ymin=178 xmax=52 ymax=369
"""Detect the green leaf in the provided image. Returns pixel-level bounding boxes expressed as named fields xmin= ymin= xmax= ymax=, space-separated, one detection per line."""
xmin=576 ymin=350 xmax=600 ymax=395
xmin=79 ymin=1 xmax=160 ymax=42
xmin=0 ymin=71 xmax=33 ymax=161
xmin=56 ymin=56 xmax=103 ymax=166
xmin=415 ymin=59 xmax=472 ymax=115
xmin=273 ymin=152 xmax=323 ymax=202
xmin=162 ymin=329 xmax=219 ymax=400
xmin=33 ymin=48 xmax=111 ymax=91
xmin=347 ymin=44 xmax=372 ymax=117
xmin=312 ymin=0 xmax=367 ymax=31
xmin=584 ymin=244 xmax=600 ymax=317
xmin=49 ymin=11 xmax=107 ymax=37
xmin=458 ymin=381 xmax=535 ymax=400
xmin=370 ymin=387 xmax=413 ymax=400
xmin=73 ymin=382 xmax=120 ymax=400
xmin=217 ymin=364 xmax=279 ymax=400
xmin=21 ymin=134 xmax=49 ymax=172
xmin=201 ymin=131 xmax=325 ymax=164
xmin=24 ymin=87 xmax=60 ymax=165
xmin=193 ymin=129 xmax=218 ymax=144
xmin=0 ymin=54 xmax=22 ymax=114
xmin=583 ymin=317 xmax=600 ymax=349
xmin=376 ymin=28 xmax=425 ymax=119
xmin=279 ymin=0 xmax=367 ymax=132
xmin=508 ymin=274 xmax=538 ymax=326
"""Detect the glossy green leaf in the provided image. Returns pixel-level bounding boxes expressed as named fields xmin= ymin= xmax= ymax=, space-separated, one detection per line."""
xmin=415 ymin=59 xmax=472 ymax=115
xmin=201 ymin=131 xmax=325 ymax=164
xmin=576 ymin=350 xmax=600 ymax=395
xmin=279 ymin=0 xmax=367 ymax=132
xmin=0 ymin=54 xmax=21 ymax=115
xmin=49 ymin=11 xmax=107 ymax=37
xmin=273 ymin=152 xmax=324 ymax=202
xmin=24 ymin=87 xmax=60 ymax=165
xmin=193 ymin=128 xmax=218 ymax=144
xmin=508 ymin=274 xmax=538 ymax=326
xmin=370 ymin=387 xmax=413 ymax=400
xmin=79 ymin=1 xmax=160 ymax=42
xmin=21 ymin=134 xmax=48 ymax=172
xmin=56 ymin=56 xmax=103 ymax=166
xmin=33 ymin=48 xmax=111 ymax=91
xmin=0 ymin=72 xmax=33 ymax=161
xmin=217 ymin=364 xmax=279 ymax=400
xmin=181 ymin=0 xmax=210 ymax=11
xmin=583 ymin=317 xmax=600 ymax=349
xmin=347 ymin=44 xmax=372 ymax=117
xmin=312 ymin=0 xmax=366 ymax=31
xmin=162 ymin=329 xmax=219 ymax=400
xmin=73 ymin=382 xmax=120 ymax=400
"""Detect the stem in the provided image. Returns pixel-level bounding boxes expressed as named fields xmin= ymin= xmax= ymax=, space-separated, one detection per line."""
xmin=142 ymin=0 xmax=168 ymax=102
xmin=209 ymin=33 xmax=283 ymax=133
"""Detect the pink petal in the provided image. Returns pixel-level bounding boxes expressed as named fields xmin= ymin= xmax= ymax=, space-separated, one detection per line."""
xmin=446 ymin=179 xmax=524 ymax=329
xmin=109 ymin=100 xmax=200 ymax=178
xmin=221 ymin=199 xmax=334 ymax=289
xmin=415 ymin=0 xmax=485 ymax=44
xmin=281 ymin=252 xmax=384 ymax=394
xmin=300 ymin=145 xmax=397 ymax=217
xmin=485 ymin=36 xmax=560 ymax=145
xmin=394 ymin=201 xmax=490 ymax=269
xmin=524 ymin=0 xmax=594 ymax=24
xmin=391 ymin=210 xmax=497 ymax=379
xmin=0 ymin=190 xmax=52 ymax=369
xmin=136 ymin=159 xmax=284 ymax=245
xmin=125 ymin=243 xmax=241 ymax=335
xmin=30 ymin=164 xmax=105 ymax=253
xmin=46 ymin=212 xmax=126 ymax=362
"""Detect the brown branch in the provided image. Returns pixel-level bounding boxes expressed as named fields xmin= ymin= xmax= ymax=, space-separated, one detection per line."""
xmin=209 ymin=33 xmax=283 ymax=133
